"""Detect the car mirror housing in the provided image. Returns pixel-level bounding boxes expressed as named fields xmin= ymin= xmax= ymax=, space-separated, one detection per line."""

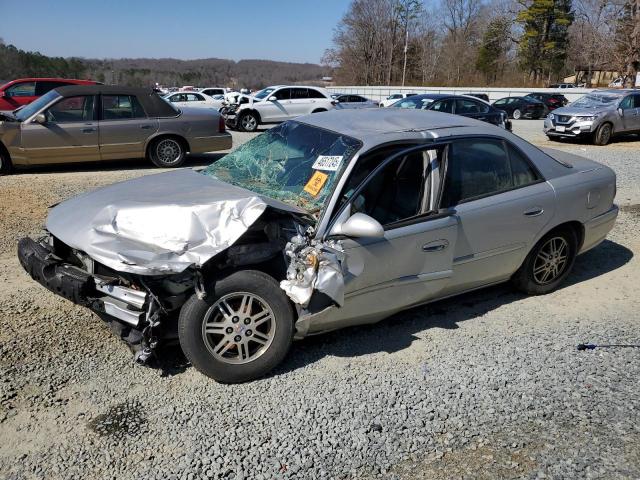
xmin=330 ymin=212 xmax=384 ymax=238
xmin=268 ymin=96 xmax=277 ymax=102
xmin=618 ymin=107 xmax=624 ymax=117
xmin=34 ymin=113 xmax=47 ymax=124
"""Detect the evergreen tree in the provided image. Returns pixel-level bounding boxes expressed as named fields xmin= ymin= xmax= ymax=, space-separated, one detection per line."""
xmin=517 ymin=0 xmax=574 ymax=83
xmin=476 ymin=16 xmax=511 ymax=83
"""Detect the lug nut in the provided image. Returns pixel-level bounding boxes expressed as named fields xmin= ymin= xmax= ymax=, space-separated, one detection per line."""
xmin=244 ymin=318 xmax=251 ymax=324
xmin=245 ymin=330 xmax=253 ymax=336
xmin=232 ymin=316 xmax=239 ymax=323
xmin=226 ymin=327 xmax=233 ymax=334
xmin=234 ymin=335 xmax=242 ymax=342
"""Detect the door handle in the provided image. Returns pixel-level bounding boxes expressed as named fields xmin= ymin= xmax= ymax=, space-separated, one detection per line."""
xmin=422 ymin=240 xmax=449 ymax=252
xmin=140 ymin=125 xmax=153 ymax=129
xmin=524 ymin=207 xmax=544 ymax=217
xmin=81 ymin=127 xmax=96 ymax=133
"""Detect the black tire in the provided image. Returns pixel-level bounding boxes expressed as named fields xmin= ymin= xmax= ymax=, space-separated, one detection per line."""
xmin=148 ymin=136 xmax=186 ymax=168
xmin=0 ymin=149 xmax=12 ymax=176
xmin=311 ymin=108 xmax=327 ymax=113
xmin=178 ymin=270 xmax=294 ymax=383
xmin=593 ymin=122 xmax=613 ymax=146
xmin=512 ymin=227 xmax=578 ymax=295
xmin=238 ymin=111 xmax=259 ymax=132
xmin=512 ymin=109 xmax=522 ymax=120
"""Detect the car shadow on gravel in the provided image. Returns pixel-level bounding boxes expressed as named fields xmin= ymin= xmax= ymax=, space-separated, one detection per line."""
xmin=548 ymin=133 xmax=640 ymax=146
xmin=272 ymin=239 xmax=633 ymax=376
xmin=9 ymin=153 xmax=226 ymax=175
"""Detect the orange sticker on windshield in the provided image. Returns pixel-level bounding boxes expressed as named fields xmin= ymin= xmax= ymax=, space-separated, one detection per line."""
xmin=304 ymin=171 xmax=329 ymax=197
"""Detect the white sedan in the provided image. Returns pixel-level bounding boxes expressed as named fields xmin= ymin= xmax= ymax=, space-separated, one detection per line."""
xmin=163 ymin=91 xmax=223 ymax=110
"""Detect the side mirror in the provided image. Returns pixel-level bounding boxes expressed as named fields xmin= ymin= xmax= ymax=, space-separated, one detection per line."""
xmin=330 ymin=212 xmax=384 ymax=238
xmin=618 ymin=107 xmax=624 ymax=117
xmin=34 ymin=113 xmax=46 ymax=124
xmin=268 ymin=96 xmax=277 ymax=102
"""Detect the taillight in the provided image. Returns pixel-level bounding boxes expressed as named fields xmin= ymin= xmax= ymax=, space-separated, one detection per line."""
xmin=218 ymin=115 xmax=226 ymax=133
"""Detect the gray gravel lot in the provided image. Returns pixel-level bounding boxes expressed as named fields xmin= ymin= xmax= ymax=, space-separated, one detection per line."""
xmin=1 ymin=120 xmax=639 ymax=479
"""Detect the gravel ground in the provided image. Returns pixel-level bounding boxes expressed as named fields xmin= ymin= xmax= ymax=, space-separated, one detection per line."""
xmin=1 ymin=121 xmax=639 ymax=480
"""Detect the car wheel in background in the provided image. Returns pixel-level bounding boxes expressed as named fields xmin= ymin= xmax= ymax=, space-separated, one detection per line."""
xmin=149 ymin=136 xmax=186 ymax=168
xmin=238 ymin=112 xmax=259 ymax=132
xmin=512 ymin=227 xmax=577 ymax=295
xmin=593 ymin=122 xmax=613 ymax=146
xmin=512 ymin=109 xmax=522 ymax=120
xmin=178 ymin=270 xmax=294 ymax=383
xmin=0 ymin=150 xmax=12 ymax=176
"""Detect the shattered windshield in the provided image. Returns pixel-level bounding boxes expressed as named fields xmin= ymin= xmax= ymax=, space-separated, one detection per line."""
xmin=202 ymin=121 xmax=361 ymax=214
xmin=572 ymin=94 xmax=620 ymax=108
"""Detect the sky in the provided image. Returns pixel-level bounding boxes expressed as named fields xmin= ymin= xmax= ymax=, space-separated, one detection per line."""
xmin=1 ymin=0 xmax=350 ymax=64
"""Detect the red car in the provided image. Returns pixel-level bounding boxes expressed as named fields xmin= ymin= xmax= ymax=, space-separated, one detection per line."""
xmin=0 ymin=78 xmax=101 ymax=112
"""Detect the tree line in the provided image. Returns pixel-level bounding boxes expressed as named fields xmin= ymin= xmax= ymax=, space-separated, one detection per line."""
xmin=323 ymin=0 xmax=640 ymax=87
xmin=0 ymin=40 xmax=326 ymax=89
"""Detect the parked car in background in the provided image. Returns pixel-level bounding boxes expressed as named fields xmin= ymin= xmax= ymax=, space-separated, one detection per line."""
xmin=0 ymin=85 xmax=231 ymax=175
xmin=544 ymin=89 xmax=640 ymax=145
xmin=391 ymin=93 xmax=511 ymax=130
xmin=464 ymin=93 xmax=490 ymax=102
xmin=492 ymin=96 xmax=545 ymax=119
xmin=549 ymin=83 xmax=576 ymax=89
xmin=525 ymin=92 xmax=568 ymax=112
xmin=220 ymin=85 xmax=335 ymax=132
xmin=332 ymin=93 xmax=379 ymax=108
xmin=17 ymin=109 xmax=617 ymax=382
xmin=380 ymin=93 xmax=417 ymax=107
xmin=0 ymin=78 xmax=100 ymax=113
xmin=200 ymin=87 xmax=227 ymax=97
xmin=163 ymin=91 xmax=222 ymax=109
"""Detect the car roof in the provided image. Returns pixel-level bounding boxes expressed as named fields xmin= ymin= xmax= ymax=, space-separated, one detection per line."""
xmin=0 ymin=78 xmax=98 ymax=89
xmin=297 ymin=108 xmax=483 ymax=141
xmin=54 ymin=85 xmax=178 ymax=117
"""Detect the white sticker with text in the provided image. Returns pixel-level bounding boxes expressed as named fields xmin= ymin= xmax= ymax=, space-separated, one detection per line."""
xmin=312 ymin=155 xmax=343 ymax=171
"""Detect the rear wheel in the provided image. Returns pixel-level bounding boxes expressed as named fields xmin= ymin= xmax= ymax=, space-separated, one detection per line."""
xmin=593 ymin=122 xmax=612 ymax=146
xmin=148 ymin=137 xmax=186 ymax=168
xmin=178 ymin=270 xmax=294 ymax=383
xmin=0 ymin=149 xmax=12 ymax=176
xmin=512 ymin=109 xmax=522 ymax=120
xmin=512 ymin=227 xmax=577 ymax=295
xmin=238 ymin=111 xmax=259 ymax=132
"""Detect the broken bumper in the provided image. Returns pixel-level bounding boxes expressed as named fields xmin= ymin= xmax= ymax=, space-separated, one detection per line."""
xmin=17 ymin=237 xmax=147 ymax=327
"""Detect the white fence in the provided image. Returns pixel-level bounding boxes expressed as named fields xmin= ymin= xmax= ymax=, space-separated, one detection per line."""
xmin=327 ymin=85 xmax=594 ymax=103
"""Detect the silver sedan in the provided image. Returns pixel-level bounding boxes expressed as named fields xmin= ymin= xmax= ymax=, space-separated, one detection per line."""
xmin=0 ymin=85 xmax=232 ymax=175
xmin=18 ymin=109 xmax=618 ymax=382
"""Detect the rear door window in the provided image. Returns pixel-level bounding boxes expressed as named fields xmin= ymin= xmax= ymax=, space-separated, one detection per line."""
xmin=291 ymin=88 xmax=309 ymax=99
xmin=455 ymin=99 xmax=489 ymax=114
xmin=430 ymin=99 xmax=455 ymax=113
xmin=102 ymin=95 xmax=146 ymax=119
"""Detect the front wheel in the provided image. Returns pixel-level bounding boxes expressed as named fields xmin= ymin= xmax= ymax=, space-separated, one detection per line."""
xmin=178 ymin=270 xmax=294 ymax=383
xmin=238 ymin=112 xmax=259 ymax=132
xmin=512 ymin=109 xmax=522 ymax=120
xmin=593 ymin=123 xmax=612 ymax=146
xmin=512 ymin=227 xmax=577 ymax=295
xmin=148 ymin=137 xmax=186 ymax=168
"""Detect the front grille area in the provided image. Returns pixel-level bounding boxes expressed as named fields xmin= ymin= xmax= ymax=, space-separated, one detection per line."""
xmin=556 ymin=115 xmax=572 ymax=123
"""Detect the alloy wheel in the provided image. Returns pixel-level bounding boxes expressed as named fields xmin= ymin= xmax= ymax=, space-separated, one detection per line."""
xmin=241 ymin=114 xmax=257 ymax=131
xmin=201 ymin=292 xmax=275 ymax=365
xmin=513 ymin=109 xmax=521 ymax=120
xmin=600 ymin=125 xmax=611 ymax=144
xmin=156 ymin=139 xmax=182 ymax=165
xmin=532 ymin=236 xmax=569 ymax=285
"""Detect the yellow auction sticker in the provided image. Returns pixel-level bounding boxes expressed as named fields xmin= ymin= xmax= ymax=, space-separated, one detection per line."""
xmin=303 ymin=171 xmax=329 ymax=197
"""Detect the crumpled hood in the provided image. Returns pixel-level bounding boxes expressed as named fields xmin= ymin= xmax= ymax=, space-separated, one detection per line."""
xmin=46 ymin=169 xmax=305 ymax=275
xmin=552 ymin=105 xmax=612 ymax=116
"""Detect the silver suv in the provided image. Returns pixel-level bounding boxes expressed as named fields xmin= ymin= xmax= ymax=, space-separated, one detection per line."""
xmin=221 ymin=85 xmax=336 ymax=132
xmin=544 ymin=89 xmax=640 ymax=145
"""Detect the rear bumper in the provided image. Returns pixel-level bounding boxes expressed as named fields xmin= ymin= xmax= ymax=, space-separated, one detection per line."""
xmin=17 ymin=237 xmax=147 ymax=327
xmin=580 ymin=204 xmax=619 ymax=254
xmin=188 ymin=132 xmax=233 ymax=154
